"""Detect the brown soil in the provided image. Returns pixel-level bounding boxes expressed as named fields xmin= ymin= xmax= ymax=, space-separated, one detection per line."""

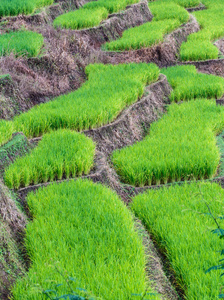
xmin=135 ymin=219 xmax=179 ymax=300
xmin=0 ymin=75 xmax=32 ymax=120
xmin=182 ymin=58 xmax=224 ymax=77
xmin=0 ymin=181 xmax=27 ymax=300
xmin=215 ymin=38 xmax=224 ymax=56
xmin=186 ymin=3 xmax=206 ymax=12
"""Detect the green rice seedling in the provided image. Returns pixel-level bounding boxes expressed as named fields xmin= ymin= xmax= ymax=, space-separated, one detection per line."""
xmin=104 ymin=1 xmax=189 ymax=51
xmin=149 ymin=1 xmax=189 ymax=23
xmin=202 ymin=0 xmax=223 ymax=8
xmin=54 ymin=0 xmax=140 ymax=30
xmin=162 ymin=65 xmax=224 ymax=101
xmin=148 ymin=0 xmax=200 ymax=8
xmin=0 ymin=0 xmax=53 ymax=17
xmin=104 ymin=19 xmax=181 ymax=51
xmin=83 ymin=0 xmax=139 ymax=14
xmin=53 ymin=7 xmax=109 ymax=30
xmin=12 ymin=179 xmax=160 ymax=299
xmin=0 ymin=30 xmax=44 ymax=57
xmin=112 ymin=99 xmax=224 ymax=186
xmin=0 ymin=120 xmax=14 ymax=147
xmin=11 ymin=63 xmax=159 ymax=138
xmin=180 ymin=1 xmax=224 ymax=61
xmin=4 ymin=129 xmax=95 ymax=189
xmin=132 ymin=182 xmax=224 ymax=299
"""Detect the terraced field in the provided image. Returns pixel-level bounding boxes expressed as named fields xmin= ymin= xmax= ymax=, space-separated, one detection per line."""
xmin=1 ymin=0 xmax=224 ymax=299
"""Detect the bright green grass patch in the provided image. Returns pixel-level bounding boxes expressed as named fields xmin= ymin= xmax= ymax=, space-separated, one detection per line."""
xmin=82 ymin=0 xmax=140 ymax=14
xmin=10 ymin=63 xmax=159 ymax=138
xmin=0 ymin=120 xmax=15 ymax=147
xmin=132 ymin=182 xmax=224 ymax=299
xmin=103 ymin=19 xmax=181 ymax=51
xmin=0 ymin=30 xmax=44 ymax=57
xmin=149 ymin=0 xmax=200 ymax=8
xmin=53 ymin=7 xmax=109 ymax=30
xmin=149 ymin=1 xmax=189 ymax=23
xmin=112 ymin=99 xmax=224 ymax=186
xmin=4 ymin=129 xmax=95 ymax=189
xmin=104 ymin=1 xmax=189 ymax=51
xmin=12 ymin=179 xmax=159 ymax=299
xmin=180 ymin=1 xmax=224 ymax=61
xmin=54 ymin=0 xmax=139 ymax=30
xmin=162 ymin=65 xmax=224 ymax=101
xmin=0 ymin=0 xmax=53 ymax=17
xmin=202 ymin=0 xmax=223 ymax=8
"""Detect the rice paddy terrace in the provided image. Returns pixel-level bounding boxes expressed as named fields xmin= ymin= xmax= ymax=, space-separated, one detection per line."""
xmin=1 ymin=0 xmax=224 ymax=299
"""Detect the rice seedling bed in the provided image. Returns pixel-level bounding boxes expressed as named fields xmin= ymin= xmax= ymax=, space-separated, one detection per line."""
xmin=4 ymin=130 xmax=95 ymax=189
xmin=0 ymin=0 xmax=54 ymax=17
xmin=0 ymin=30 xmax=44 ymax=57
xmin=0 ymin=63 xmax=159 ymax=146
xmin=53 ymin=7 xmax=109 ymax=30
xmin=180 ymin=0 xmax=224 ymax=61
xmin=103 ymin=1 xmax=189 ymax=51
xmin=148 ymin=0 xmax=201 ymax=8
xmin=53 ymin=0 xmax=140 ymax=30
xmin=12 ymin=179 xmax=159 ymax=300
xmin=112 ymin=99 xmax=224 ymax=186
xmin=162 ymin=65 xmax=224 ymax=102
xmin=131 ymin=182 xmax=224 ymax=299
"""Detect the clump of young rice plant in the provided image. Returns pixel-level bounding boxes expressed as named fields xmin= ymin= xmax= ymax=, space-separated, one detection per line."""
xmin=0 ymin=120 xmax=14 ymax=147
xmin=180 ymin=0 xmax=224 ymax=61
xmin=149 ymin=1 xmax=189 ymax=24
xmin=82 ymin=0 xmax=140 ymax=14
xmin=0 ymin=30 xmax=44 ymax=57
xmin=12 ymin=179 xmax=159 ymax=299
xmin=148 ymin=0 xmax=200 ymax=8
xmin=104 ymin=1 xmax=189 ymax=51
xmin=162 ymin=65 xmax=224 ymax=102
xmin=112 ymin=99 xmax=224 ymax=186
xmin=53 ymin=7 xmax=109 ymax=30
xmin=0 ymin=0 xmax=53 ymax=17
xmin=54 ymin=0 xmax=140 ymax=30
xmin=103 ymin=19 xmax=181 ymax=51
xmin=132 ymin=182 xmax=224 ymax=299
xmin=4 ymin=130 xmax=95 ymax=189
xmin=11 ymin=63 xmax=159 ymax=138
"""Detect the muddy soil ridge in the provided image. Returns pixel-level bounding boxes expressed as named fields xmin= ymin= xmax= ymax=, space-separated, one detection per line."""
xmin=0 ymin=75 xmax=32 ymax=120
